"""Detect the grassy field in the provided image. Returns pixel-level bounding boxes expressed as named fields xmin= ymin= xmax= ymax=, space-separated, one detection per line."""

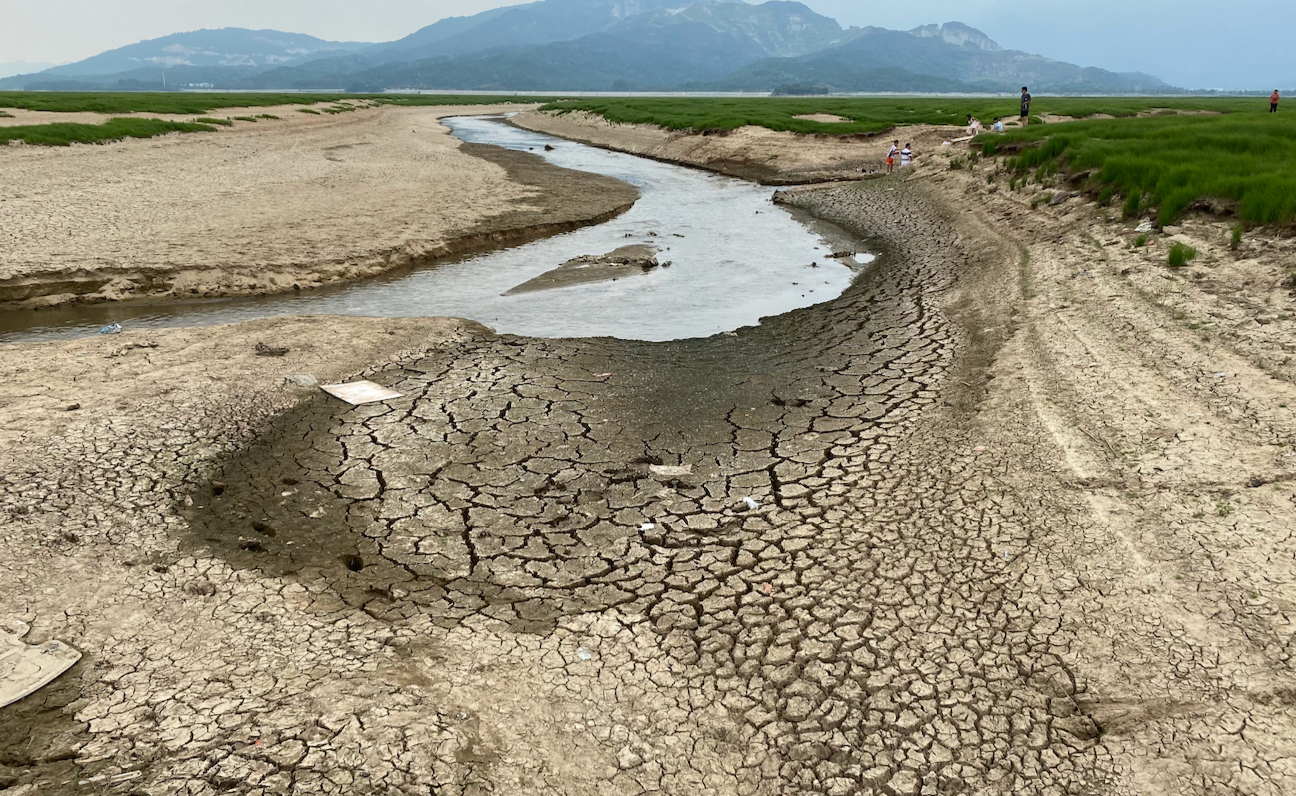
xmin=0 ymin=117 xmax=217 ymax=146
xmin=0 ymin=92 xmax=553 ymax=115
xmin=539 ymin=96 xmax=1265 ymax=135
xmin=981 ymin=112 xmax=1296 ymax=226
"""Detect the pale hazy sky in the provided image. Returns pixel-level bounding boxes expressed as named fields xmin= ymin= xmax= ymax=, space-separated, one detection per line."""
xmin=2 ymin=0 xmax=1290 ymax=89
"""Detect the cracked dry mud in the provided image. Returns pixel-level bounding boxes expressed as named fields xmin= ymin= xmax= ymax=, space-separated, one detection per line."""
xmin=4 ymin=169 xmax=1294 ymax=794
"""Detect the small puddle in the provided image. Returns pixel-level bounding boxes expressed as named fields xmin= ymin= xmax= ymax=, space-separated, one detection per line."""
xmin=1 ymin=116 xmax=869 ymax=344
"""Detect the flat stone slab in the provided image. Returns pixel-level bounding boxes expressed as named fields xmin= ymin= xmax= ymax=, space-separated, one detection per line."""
xmin=0 ymin=620 xmax=81 ymax=708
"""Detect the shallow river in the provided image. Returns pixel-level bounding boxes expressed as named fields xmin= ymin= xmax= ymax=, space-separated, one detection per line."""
xmin=1 ymin=116 xmax=867 ymax=343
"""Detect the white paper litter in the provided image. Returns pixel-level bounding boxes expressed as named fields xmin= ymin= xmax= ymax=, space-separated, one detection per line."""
xmin=320 ymin=381 xmax=403 ymax=405
xmin=1 ymin=620 xmax=81 ymax=708
xmin=649 ymin=465 xmax=692 ymax=478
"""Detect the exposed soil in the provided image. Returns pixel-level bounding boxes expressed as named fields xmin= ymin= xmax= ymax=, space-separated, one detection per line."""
xmin=0 ymin=104 xmax=636 ymax=308
xmin=2 ymin=113 xmax=1294 ymax=796
xmin=503 ymin=244 xmax=660 ymax=295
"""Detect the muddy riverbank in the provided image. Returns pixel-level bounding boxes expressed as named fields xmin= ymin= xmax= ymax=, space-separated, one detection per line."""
xmin=0 ymin=104 xmax=637 ymax=308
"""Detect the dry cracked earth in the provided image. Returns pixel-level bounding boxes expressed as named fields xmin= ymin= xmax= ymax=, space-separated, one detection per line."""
xmin=3 ymin=175 xmax=1293 ymax=795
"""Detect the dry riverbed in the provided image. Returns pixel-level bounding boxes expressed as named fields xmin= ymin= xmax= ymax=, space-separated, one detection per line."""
xmin=2 ymin=109 xmax=1294 ymax=796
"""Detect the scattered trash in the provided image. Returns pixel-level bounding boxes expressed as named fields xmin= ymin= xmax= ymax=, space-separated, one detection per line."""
xmin=255 ymin=342 xmax=290 ymax=357
xmin=1003 ymin=550 xmax=1010 ymax=561
xmin=320 ymin=381 xmax=403 ymax=405
xmin=743 ymin=496 xmax=760 ymax=511
xmin=595 ymin=373 xmax=614 ymax=379
xmin=98 ymin=323 xmax=122 ymax=335
xmin=1134 ymin=221 xmax=1156 ymax=234
xmin=1214 ymin=372 xmax=1228 ymax=378
xmin=639 ymin=523 xmax=656 ymax=531
xmin=827 ymin=251 xmax=855 ymax=259
xmin=0 ymin=619 xmax=82 ymax=709
xmin=576 ymin=647 xmax=593 ymax=661
xmin=284 ymin=374 xmax=319 ymax=388
xmin=649 ymin=464 xmax=692 ymax=478
xmin=974 ymin=446 xmax=986 ymax=452
xmin=764 ymin=583 xmax=772 ymax=596
xmin=722 ymin=331 xmax=738 ymax=337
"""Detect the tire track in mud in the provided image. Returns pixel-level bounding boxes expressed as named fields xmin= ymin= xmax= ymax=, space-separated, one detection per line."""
xmin=178 ymin=180 xmax=1108 ymax=794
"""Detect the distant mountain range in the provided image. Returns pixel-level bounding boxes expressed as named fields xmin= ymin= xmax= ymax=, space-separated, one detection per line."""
xmin=0 ymin=0 xmax=1176 ymax=94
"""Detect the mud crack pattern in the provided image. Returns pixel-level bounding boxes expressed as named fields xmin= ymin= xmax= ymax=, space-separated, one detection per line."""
xmin=166 ymin=181 xmax=1105 ymax=794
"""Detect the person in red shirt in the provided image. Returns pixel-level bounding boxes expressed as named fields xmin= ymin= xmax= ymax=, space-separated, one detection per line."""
xmin=1271 ymin=90 xmax=1280 ymax=113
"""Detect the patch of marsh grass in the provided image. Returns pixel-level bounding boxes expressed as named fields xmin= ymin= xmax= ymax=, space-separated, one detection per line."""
xmin=0 ymin=117 xmax=216 ymax=146
xmin=990 ymin=112 xmax=1296 ymax=226
xmin=194 ymin=117 xmax=233 ymax=126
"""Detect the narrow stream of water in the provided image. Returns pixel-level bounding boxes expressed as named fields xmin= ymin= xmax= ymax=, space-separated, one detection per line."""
xmin=1 ymin=116 xmax=869 ymax=344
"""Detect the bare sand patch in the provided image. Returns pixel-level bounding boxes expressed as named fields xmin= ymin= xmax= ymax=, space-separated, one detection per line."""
xmin=791 ymin=113 xmax=852 ymax=123
xmin=0 ymin=103 xmax=635 ymax=307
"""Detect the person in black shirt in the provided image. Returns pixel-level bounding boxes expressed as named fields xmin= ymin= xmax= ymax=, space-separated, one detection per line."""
xmin=1020 ymin=86 xmax=1032 ymax=122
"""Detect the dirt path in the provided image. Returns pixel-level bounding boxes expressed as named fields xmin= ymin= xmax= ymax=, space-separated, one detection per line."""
xmin=0 ymin=104 xmax=636 ymax=308
xmin=2 ymin=119 xmax=1293 ymax=795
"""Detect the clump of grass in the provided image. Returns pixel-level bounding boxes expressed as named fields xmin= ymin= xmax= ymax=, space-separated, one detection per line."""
xmin=1167 ymin=242 xmax=1198 ymax=267
xmin=255 ymin=114 xmax=280 ymax=120
xmin=1231 ymin=223 xmax=1244 ymax=250
xmin=0 ymin=117 xmax=215 ymax=146
xmin=1097 ymin=186 xmax=1115 ymax=206
xmin=194 ymin=116 xmax=233 ymax=126
xmin=298 ymin=108 xmax=321 ymax=115
xmin=1122 ymin=193 xmax=1143 ymax=219
xmin=232 ymin=116 xmax=258 ymax=122
xmin=1131 ymin=233 xmax=1150 ymax=248
xmin=0 ymin=110 xmax=13 ymax=118
xmin=948 ymin=157 xmax=965 ymax=170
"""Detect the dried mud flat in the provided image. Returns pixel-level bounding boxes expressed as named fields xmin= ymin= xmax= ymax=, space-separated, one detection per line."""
xmin=2 ymin=113 xmax=1295 ymax=796
xmin=0 ymin=104 xmax=637 ymax=307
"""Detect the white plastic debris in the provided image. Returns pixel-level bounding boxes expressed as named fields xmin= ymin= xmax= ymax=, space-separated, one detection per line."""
xmin=98 ymin=323 xmax=123 ymax=335
xmin=1135 ymin=221 xmax=1156 ymax=233
xmin=320 ymin=380 xmax=403 ymax=405
xmin=1 ymin=619 xmax=81 ymax=708
xmin=743 ymin=496 xmax=760 ymax=511
xmin=285 ymin=374 xmax=319 ymax=388
xmin=649 ymin=465 xmax=692 ymax=478
xmin=639 ymin=523 xmax=656 ymax=531
xmin=576 ymin=647 xmax=593 ymax=661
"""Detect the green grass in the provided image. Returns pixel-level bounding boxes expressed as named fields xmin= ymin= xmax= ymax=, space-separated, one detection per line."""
xmin=1168 ymin=242 xmax=1199 ymax=266
xmin=255 ymin=114 xmax=279 ymax=120
xmin=0 ymin=91 xmax=555 ymax=115
xmin=232 ymin=116 xmax=258 ymax=122
xmin=982 ymin=112 xmax=1296 ymax=226
xmin=538 ymin=96 xmax=1261 ymax=136
xmin=297 ymin=108 xmax=320 ymax=115
xmin=1132 ymin=233 xmax=1150 ymax=248
xmin=0 ymin=117 xmax=216 ymax=146
xmin=194 ymin=116 xmax=233 ymax=126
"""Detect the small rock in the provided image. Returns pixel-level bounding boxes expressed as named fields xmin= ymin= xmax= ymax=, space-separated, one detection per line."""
xmin=616 ymin=745 xmax=643 ymax=770
xmin=185 ymin=580 xmax=216 ymax=597
xmin=649 ymin=464 xmax=692 ymax=478
xmin=256 ymin=342 xmax=289 ymax=357
xmin=284 ymin=374 xmax=319 ymax=388
xmin=65 ymin=403 xmax=81 ymax=411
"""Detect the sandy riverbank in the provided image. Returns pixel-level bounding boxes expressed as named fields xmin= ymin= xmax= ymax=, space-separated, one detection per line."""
xmin=0 ymin=103 xmax=637 ymax=308
xmin=2 ymin=115 xmax=1294 ymax=796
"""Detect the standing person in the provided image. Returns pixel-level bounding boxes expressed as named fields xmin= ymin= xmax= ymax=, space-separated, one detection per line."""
xmin=886 ymin=139 xmax=899 ymax=174
xmin=1020 ymin=86 xmax=1032 ymax=122
xmin=900 ymin=143 xmax=914 ymax=167
xmin=1271 ymin=90 xmax=1280 ymax=113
